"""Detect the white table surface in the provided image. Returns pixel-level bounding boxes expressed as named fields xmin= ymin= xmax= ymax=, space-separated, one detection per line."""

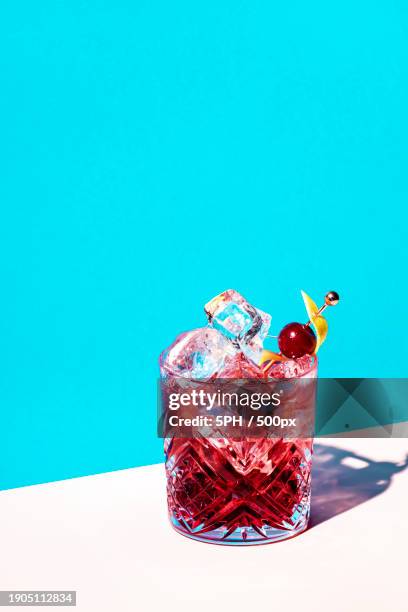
xmin=1 ymin=438 xmax=407 ymax=612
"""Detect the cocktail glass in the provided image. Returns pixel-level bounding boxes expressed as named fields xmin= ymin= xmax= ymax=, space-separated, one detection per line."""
xmin=164 ymin=355 xmax=317 ymax=545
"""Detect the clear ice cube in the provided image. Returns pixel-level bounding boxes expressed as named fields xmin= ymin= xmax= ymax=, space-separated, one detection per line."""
xmin=217 ymin=352 xmax=265 ymax=378
xmin=266 ymin=354 xmax=316 ymax=379
xmin=204 ymin=289 xmax=271 ymax=363
xmin=159 ymin=327 xmax=235 ymax=379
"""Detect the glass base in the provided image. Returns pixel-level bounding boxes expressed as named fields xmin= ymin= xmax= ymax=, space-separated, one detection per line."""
xmin=169 ymin=513 xmax=309 ymax=546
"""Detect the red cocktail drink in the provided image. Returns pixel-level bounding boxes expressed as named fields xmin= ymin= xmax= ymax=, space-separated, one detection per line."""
xmin=165 ymin=355 xmax=317 ymax=544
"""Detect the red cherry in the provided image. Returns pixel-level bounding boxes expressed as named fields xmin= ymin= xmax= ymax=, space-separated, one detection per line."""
xmin=278 ymin=322 xmax=317 ymax=359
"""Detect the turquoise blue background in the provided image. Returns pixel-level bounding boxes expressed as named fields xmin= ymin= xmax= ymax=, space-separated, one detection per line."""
xmin=1 ymin=2 xmax=407 ymax=489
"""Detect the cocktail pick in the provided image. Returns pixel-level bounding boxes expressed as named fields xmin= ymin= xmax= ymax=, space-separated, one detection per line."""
xmin=304 ymin=291 xmax=340 ymax=328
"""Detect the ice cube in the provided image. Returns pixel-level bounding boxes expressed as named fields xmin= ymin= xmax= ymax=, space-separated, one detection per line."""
xmin=217 ymin=352 xmax=265 ymax=379
xmin=266 ymin=354 xmax=316 ymax=379
xmin=159 ymin=327 xmax=235 ymax=379
xmin=204 ymin=289 xmax=271 ymax=363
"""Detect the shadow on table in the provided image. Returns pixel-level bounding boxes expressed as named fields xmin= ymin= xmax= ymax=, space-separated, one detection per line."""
xmin=309 ymin=443 xmax=408 ymax=528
